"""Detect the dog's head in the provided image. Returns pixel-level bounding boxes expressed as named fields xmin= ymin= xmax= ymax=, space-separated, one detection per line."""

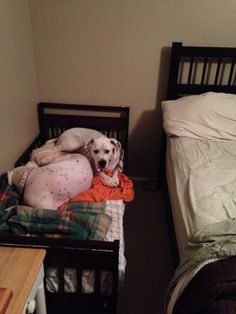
xmin=84 ymin=136 xmax=122 ymax=172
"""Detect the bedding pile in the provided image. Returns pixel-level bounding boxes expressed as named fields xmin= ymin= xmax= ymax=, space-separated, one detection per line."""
xmin=0 ymin=172 xmax=111 ymax=240
xmin=0 ymin=165 xmax=133 ymax=292
xmin=59 ymin=170 xmax=134 ymax=205
xmin=2 ymin=126 xmax=134 ymax=296
xmin=162 ymin=92 xmax=236 ymax=313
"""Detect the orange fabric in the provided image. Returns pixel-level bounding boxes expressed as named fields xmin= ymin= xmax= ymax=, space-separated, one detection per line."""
xmin=59 ymin=171 xmax=134 ymax=208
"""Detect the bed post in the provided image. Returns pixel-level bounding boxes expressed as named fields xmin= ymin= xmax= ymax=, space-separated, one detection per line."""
xmin=166 ymin=42 xmax=183 ymax=100
xmin=158 ymin=42 xmax=183 ymax=187
xmin=158 ymin=42 xmax=183 ymax=268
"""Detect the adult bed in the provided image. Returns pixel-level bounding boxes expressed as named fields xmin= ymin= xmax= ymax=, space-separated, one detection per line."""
xmin=162 ymin=42 xmax=236 ymax=313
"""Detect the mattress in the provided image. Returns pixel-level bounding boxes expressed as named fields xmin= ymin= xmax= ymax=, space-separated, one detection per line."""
xmin=45 ymin=199 xmax=126 ymax=293
xmin=166 ymin=136 xmax=236 ymax=313
xmin=166 ymin=136 xmax=236 ymax=263
xmin=105 ymin=199 xmax=126 ymax=277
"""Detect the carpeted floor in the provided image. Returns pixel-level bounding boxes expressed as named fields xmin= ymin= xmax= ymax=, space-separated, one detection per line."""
xmin=117 ymin=179 xmax=174 ymax=314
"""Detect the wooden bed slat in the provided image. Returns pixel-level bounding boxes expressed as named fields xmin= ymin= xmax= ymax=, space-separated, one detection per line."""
xmin=187 ymin=57 xmax=194 ymax=84
xmin=228 ymin=60 xmax=236 ymax=85
xmin=214 ymin=57 xmax=222 ymax=85
xmin=201 ymin=57 xmax=208 ymax=85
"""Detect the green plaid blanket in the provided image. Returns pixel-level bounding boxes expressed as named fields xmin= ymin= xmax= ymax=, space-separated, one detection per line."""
xmin=0 ymin=173 xmax=111 ymax=240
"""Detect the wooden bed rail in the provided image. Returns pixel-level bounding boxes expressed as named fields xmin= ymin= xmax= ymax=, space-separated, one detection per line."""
xmin=15 ymin=102 xmax=130 ymax=173
xmin=38 ymin=102 xmax=129 ymax=145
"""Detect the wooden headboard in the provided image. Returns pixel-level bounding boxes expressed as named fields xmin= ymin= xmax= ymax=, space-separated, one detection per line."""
xmin=167 ymin=42 xmax=236 ymax=100
xmin=15 ymin=103 xmax=130 ymax=171
xmin=161 ymin=41 xmax=236 ymax=184
xmin=38 ymin=102 xmax=129 ymax=148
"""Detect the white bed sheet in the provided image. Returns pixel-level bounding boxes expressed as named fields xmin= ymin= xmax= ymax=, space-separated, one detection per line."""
xmin=167 ymin=136 xmax=236 ymax=264
xmin=105 ymin=199 xmax=126 ymax=277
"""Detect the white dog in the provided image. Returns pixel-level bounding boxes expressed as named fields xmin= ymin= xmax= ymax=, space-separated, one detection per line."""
xmin=8 ymin=128 xmax=123 ymax=209
xmin=84 ymin=136 xmax=123 ymax=187
xmin=9 ymin=153 xmax=93 ymax=209
xmin=54 ymin=128 xmax=123 ymax=187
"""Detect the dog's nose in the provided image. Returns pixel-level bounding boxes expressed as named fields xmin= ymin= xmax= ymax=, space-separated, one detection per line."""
xmin=98 ymin=159 xmax=106 ymax=169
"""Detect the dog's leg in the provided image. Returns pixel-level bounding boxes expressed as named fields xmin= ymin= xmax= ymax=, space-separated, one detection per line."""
xmin=99 ymin=170 xmax=119 ymax=187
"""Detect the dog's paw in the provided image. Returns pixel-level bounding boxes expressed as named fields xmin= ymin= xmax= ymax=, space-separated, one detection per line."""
xmin=103 ymin=175 xmax=119 ymax=187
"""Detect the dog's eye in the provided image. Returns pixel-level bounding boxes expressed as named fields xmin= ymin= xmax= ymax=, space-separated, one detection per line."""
xmin=93 ymin=150 xmax=99 ymax=154
xmin=104 ymin=150 xmax=110 ymax=154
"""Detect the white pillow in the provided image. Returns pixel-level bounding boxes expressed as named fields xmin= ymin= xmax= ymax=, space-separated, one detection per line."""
xmin=56 ymin=127 xmax=103 ymax=151
xmin=162 ymin=92 xmax=236 ymax=140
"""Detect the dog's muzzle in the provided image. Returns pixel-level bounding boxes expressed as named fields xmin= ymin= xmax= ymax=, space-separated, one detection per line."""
xmin=98 ymin=159 xmax=106 ymax=169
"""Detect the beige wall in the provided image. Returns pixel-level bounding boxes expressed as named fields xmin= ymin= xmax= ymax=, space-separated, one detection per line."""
xmin=2 ymin=1 xmax=236 ymax=176
xmin=29 ymin=0 xmax=236 ymax=177
xmin=0 ymin=0 xmax=39 ymax=173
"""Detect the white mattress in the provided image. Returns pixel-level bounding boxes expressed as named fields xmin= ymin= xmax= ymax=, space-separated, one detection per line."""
xmin=166 ymin=136 xmax=236 ymax=264
xmin=166 ymin=136 xmax=236 ymax=313
xmin=105 ymin=199 xmax=126 ymax=277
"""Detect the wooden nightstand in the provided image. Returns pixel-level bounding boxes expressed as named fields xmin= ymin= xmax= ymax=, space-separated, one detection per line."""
xmin=0 ymin=246 xmax=46 ymax=314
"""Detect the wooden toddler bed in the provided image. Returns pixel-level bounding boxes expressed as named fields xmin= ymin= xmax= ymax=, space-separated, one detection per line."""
xmin=0 ymin=102 xmax=131 ymax=314
xmin=162 ymin=43 xmax=236 ymax=313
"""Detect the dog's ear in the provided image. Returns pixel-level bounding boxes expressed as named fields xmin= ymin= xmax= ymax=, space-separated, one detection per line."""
xmin=109 ymin=139 xmax=124 ymax=172
xmin=110 ymin=139 xmax=122 ymax=152
xmin=83 ymin=138 xmax=94 ymax=154
xmin=117 ymin=149 xmax=124 ymax=172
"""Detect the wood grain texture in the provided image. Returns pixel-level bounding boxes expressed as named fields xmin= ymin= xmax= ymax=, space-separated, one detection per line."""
xmin=0 ymin=247 xmax=45 ymax=314
xmin=0 ymin=288 xmax=13 ymax=314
